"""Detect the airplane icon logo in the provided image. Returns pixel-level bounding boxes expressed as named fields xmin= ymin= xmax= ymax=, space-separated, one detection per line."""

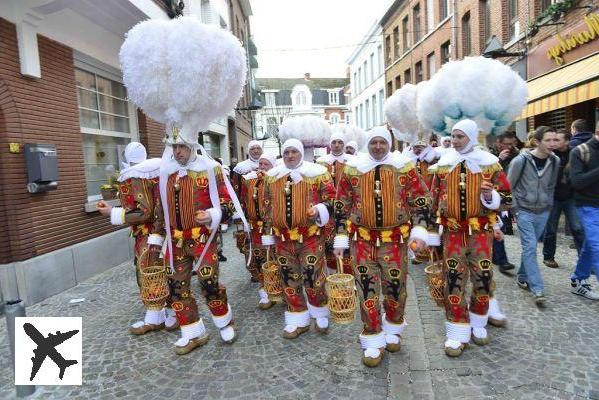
xmin=15 ymin=317 xmax=82 ymax=386
xmin=23 ymin=323 xmax=79 ymax=381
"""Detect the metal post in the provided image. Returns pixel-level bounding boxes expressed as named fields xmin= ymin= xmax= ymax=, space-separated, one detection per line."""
xmin=5 ymin=299 xmax=36 ymax=397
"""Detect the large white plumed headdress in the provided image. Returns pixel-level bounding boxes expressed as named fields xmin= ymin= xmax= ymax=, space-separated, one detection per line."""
xmin=417 ymin=56 xmax=527 ymax=137
xmin=120 ymin=16 xmax=247 ymax=146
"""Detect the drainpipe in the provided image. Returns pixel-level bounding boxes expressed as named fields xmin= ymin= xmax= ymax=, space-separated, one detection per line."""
xmin=451 ymin=0 xmax=459 ymax=59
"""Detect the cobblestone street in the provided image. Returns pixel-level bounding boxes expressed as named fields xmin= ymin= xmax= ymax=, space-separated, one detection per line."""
xmin=0 ymin=230 xmax=597 ymax=400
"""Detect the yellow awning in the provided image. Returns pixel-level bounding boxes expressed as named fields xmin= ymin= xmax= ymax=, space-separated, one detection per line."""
xmin=518 ymin=53 xmax=599 ymax=119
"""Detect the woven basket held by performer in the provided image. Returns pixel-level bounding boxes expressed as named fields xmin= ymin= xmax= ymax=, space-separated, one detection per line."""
xmin=429 ymin=119 xmax=511 ymax=358
xmin=333 ymin=127 xmax=434 ymax=367
xmin=153 ymin=130 xmax=238 ymax=355
xmin=261 ymin=139 xmax=336 ymax=340
xmin=317 ymin=131 xmax=355 ymax=275
xmin=97 ymin=142 xmax=178 ymax=336
xmin=240 ymin=153 xmax=277 ymax=309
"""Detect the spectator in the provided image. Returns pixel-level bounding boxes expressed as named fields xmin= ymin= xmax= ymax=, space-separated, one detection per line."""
xmin=569 ymin=119 xmax=593 ymax=149
xmin=491 ymin=131 xmax=519 ymax=172
xmin=490 ymin=131 xmax=519 ymax=272
xmin=542 ymin=129 xmax=585 ymax=269
xmin=569 ymin=120 xmax=599 ymax=300
xmin=508 ymin=126 xmax=560 ymax=306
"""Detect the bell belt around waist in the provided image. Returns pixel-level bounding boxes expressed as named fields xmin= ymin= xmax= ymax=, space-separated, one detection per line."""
xmin=439 ymin=213 xmax=497 ymax=233
xmin=273 ymin=225 xmax=320 ymax=243
xmin=346 ymin=220 xmax=411 ymax=246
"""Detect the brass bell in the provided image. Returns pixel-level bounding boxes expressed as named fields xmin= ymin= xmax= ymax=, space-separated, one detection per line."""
xmin=284 ymin=181 xmax=291 ymax=195
xmin=176 ymin=238 xmax=184 ymax=248
xmin=374 ymin=180 xmax=382 ymax=198
xmin=376 ymin=237 xmax=381 ymax=247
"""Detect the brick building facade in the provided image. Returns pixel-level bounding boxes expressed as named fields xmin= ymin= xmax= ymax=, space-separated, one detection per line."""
xmin=381 ymin=0 xmax=598 ymax=137
xmin=0 ymin=0 xmax=258 ymax=305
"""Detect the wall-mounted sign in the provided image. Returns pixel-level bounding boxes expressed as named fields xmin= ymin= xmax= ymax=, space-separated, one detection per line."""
xmin=528 ymin=13 xmax=599 ymax=79
xmin=547 ymin=13 xmax=599 ymax=65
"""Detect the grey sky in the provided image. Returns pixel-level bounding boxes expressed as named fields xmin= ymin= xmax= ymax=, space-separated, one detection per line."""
xmin=250 ymin=0 xmax=393 ymax=78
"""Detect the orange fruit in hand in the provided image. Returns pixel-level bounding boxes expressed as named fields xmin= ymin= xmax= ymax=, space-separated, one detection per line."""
xmin=409 ymin=241 xmax=419 ymax=251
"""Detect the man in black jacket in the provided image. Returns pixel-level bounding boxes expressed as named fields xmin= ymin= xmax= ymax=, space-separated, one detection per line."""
xmin=490 ymin=132 xmax=518 ymax=272
xmin=569 ymin=121 xmax=599 ymax=301
xmin=542 ymin=130 xmax=584 ymax=269
xmin=569 ymin=119 xmax=593 ymax=149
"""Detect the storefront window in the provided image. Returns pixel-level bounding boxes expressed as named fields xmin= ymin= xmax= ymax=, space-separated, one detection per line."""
xmin=75 ymin=68 xmax=134 ymax=200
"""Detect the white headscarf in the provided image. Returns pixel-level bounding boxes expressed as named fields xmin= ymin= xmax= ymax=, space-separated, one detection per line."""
xmin=346 ymin=140 xmax=358 ymax=152
xmin=348 ymin=127 xmax=411 ymax=173
xmin=436 ymin=119 xmax=498 ymax=173
xmin=247 ymin=140 xmax=262 ymax=161
xmin=268 ymin=139 xmax=325 ymax=182
xmin=259 ymin=153 xmax=277 ymax=169
xmin=329 ymin=131 xmax=345 ymax=146
xmin=122 ymin=142 xmax=147 ymax=169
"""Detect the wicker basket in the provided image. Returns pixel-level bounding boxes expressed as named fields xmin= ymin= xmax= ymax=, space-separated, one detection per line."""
xmin=261 ymin=249 xmax=283 ymax=302
xmin=140 ymin=265 xmax=169 ymax=310
xmin=234 ymin=231 xmax=248 ymax=254
xmin=326 ymin=257 xmax=356 ymax=324
xmin=424 ymin=261 xmax=445 ymax=307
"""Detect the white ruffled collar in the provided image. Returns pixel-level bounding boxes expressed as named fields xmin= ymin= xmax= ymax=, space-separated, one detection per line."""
xmin=161 ymin=155 xmax=218 ymax=177
xmin=347 ymin=151 xmax=412 ymax=173
xmin=233 ymin=158 xmax=259 ymax=174
xmin=316 ymin=152 xmax=353 ymax=165
xmin=267 ymin=160 xmax=327 ymax=183
xmin=118 ymin=158 xmax=162 ymax=181
xmin=436 ymin=148 xmax=499 ymax=173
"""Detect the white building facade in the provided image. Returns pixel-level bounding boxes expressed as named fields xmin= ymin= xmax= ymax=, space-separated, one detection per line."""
xmin=346 ymin=21 xmax=386 ymax=131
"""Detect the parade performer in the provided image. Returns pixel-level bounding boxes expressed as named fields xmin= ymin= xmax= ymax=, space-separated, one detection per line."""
xmin=153 ymin=129 xmax=242 ymax=354
xmin=231 ymin=141 xmax=263 ymax=265
xmin=261 ymin=139 xmax=335 ymax=339
xmin=240 ymin=153 xmax=278 ymax=309
xmin=232 ymin=140 xmax=263 ymax=191
xmin=316 ymin=131 xmax=354 ymax=275
xmin=333 ymin=127 xmax=433 ymax=367
xmin=119 ymin=16 xmax=250 ymax=355
xmin=345 ymin=140 xmax=359 ymax=155
xmin=406 ymin=138 xmax=438 ymax=189
xmin=429 ymin=119 xmax=511 ymax=357
xmin=97 ymin=142 xmax=178 ymax=335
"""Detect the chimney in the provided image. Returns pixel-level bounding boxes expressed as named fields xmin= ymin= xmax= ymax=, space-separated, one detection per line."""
xmin=304 ymin=72 xmax=311 ymax=80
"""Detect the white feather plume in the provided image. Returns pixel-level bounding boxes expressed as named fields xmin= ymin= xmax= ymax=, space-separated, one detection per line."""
xmin=385 ymin=83 xmax=418 ymax=134
xmin=278 ymin=116 xmax=332 ymax=148
xmin=416 ymin=56 xmax=528 ymax=136
xmin=120 ymin=16 xmax=247 ymax=143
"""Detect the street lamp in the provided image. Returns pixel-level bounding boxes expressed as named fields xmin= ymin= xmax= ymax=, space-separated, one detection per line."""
xmin=482 ymin=36 xmax=526 ymax=59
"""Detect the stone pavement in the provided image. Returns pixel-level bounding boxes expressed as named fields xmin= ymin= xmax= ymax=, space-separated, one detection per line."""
xmin=0 ymin=230 xmax=597 ymax=399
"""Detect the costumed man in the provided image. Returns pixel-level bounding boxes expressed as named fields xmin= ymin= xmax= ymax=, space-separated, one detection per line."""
xmin=345 ymin=140 xmax=359 ymax=155
xmin=333 ymin=127 xmax=433 ymax=367
xmin=97 ymin=142 xmax=178 ymax=335
xmin=231 ymin=140 xmax=263 ymax=276
xmin=261 ymin=139 xmax=335 ymax=339
xmin=429 ymin=119 xmax=510 ymax=357
xmin=152 ymin=128 xmax=240 ymax=355
xmin=316 ymin=131 xmax=354 ymax=275
xmin=240 ymin=152 xmax=278 ymax=309
xmin=406 ymin=136 xmax=439 ymax=265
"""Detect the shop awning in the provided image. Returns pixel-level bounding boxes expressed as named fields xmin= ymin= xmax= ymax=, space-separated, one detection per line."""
xmin=518 ymin=53 xmax=599 ymax=119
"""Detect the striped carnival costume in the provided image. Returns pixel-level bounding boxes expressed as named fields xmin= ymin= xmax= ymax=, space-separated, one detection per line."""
xmin=316 ymin=131 xmax=355 ymax=275
xmin=334 ymin=127 xmax=434 ymax=367
xmin=262 ymin=139 xmax=336 ymax=339
xmin=97 ymin=142 xmax=178 ymax=335
xmin=430 ymin=120 xmax=511 ymax=357
xmin=231 ymin=140 xmax=263 ymax=263
xmin=153 ymin=129 xmax=243 ymax=355
xmin=239 ymin=153 xmax=278 ymax=309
